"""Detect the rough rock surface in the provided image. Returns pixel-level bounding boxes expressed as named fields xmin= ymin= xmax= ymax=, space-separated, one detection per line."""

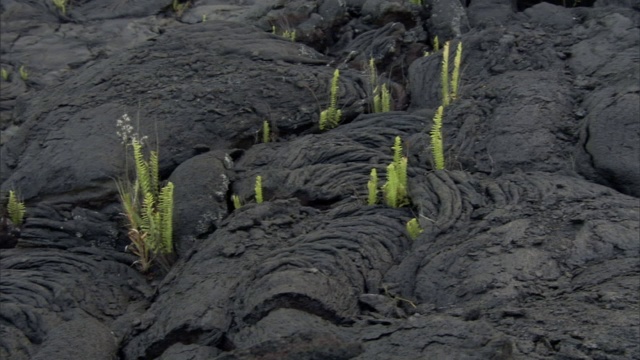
xmin=1 ymin=0 xmax=638 ymax=359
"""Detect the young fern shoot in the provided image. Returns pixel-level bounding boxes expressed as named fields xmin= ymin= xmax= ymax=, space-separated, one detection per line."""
xmin=255 ymin=176 xmax=264 ymax=204
xmin=319 ymin=69 xmax=342 ymax=130
xmin=430 ymin=106 xmax=445 ymax=170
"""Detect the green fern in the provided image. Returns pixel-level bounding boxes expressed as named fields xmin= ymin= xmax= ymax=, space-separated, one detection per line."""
xmin=158 ymin=182 xmax=174 ymax=254
xmin=18 ymin=66 xmax=28 ymax=81
xmin=441 ymin=41 xmax=450 ymax=107
xmin=255 ymin=176 xmax=264 ymax=204
xmin=7 ymin=190 xmax=26 ymax=226
xmin=431 ymin=106 xmax=445 ymax=170
xmin=263 ymin=120 xmax=270 ymax=143
xmin=52 ymin=0 xmax=67 ymax=14
xmin=450 ymin=41 xmax=463 ymax=101
xmin=383 ymin=163 xmax=399 ymax=208
xmin=382 ymin=136 xmax=409 ymax=207
xmin=232 ymin=194 xmax=243 ymax=209
xmin=406 ymin=218 xmax=423 ymax=240
xmin=319 ymin=69 xmax=342 ymax=130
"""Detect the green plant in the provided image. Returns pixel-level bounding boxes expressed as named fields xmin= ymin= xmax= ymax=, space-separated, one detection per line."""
xmin=409 ymin=0 xmax=423 ymax=5
xmin=1 ymin=68 xmax=8 ymax=81
xmin=406 ymin=218 xmax=423 ymax=240
xmin=382 ymin=136 xmax=409 ymax=208
xmin=441 ymin=41 xmax=450 ymax=107
xmin=262 ymin=120 xmax=270 ymax=143
xmin=450 ymin=41 xmax=463 ymax=101
xmin=232 ymin=195 xmax=243 ymax=209
xmin=271 ymin=26 xmax=296 ymax=42
xmin=18 ymin=66 xmax=28 ymax=81
xmin=255 ymin=176 xmax=264 ymax=204
xmin=116 ymin=115 xmax=174 ymax=272
xmin=52 ymin=0 xmax=67 ymax=15
xmin=368 ymin=58 xmax=392 ymax=113
xmin=430 ymin=105 xmax=445 ymax=170
xmin=367 ymin=168 xmax=378 ymax=205
xmin=374 ymin=83 xmax=391 ymax=113
xmin=440 ymin=40 xmax=463 ymax=106
xmin=6 ymin=190 xmax=26 ymax=227
xmin=319 ymin=69 xmax=342 ymax=130
xmin=202 ymin=14 xmax=207 ymax=22
xmin=172 ymin=0 xmax=189 ymax=16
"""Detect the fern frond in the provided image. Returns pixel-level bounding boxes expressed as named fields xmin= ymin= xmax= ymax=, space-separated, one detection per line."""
xmin=158 ymin=182 xmax=174 ymax=254
xmin=367 ymin=168 xmax=378 ymax=205
xmin=255 ymin=176 xmax=263 ymax=204
xmin=232 ymin=194 xmax=243 ymax=209
xmin=381 ymin=84 xmax=391 ymax=112
xmin=450 ymin=41 xmax=463 ymax=101
xmin=392 ymin=136 xmax=403 ymax=166
xmin=431 ymin=106 xmax=445 ymax=170
xmin=441 ymin=41 xmax=450 ymax=107
xmin=7 ymin=190 xmax=26 ymax=226
xmin=132 ymin=140 xmax=151 ymax=197
xmin=383 ymin=163 xmax=399 ymax=208
xmin=396 ymin=156 xmax=408 ymax=203
xmin=149 ymin=151 xmax=159 ymax=198
xmin=406 ymin=218 xmax=423 ymax=240
xmin=263 ymin=120 xmax=270 ymax=143
xmin=330 ymin=69 xmax=340 ymax=110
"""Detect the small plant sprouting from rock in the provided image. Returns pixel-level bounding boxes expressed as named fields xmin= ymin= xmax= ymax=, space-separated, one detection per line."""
xmin=368 ymin=58 xmax=392 ymax=113
xmin=272 ymin=26 xmax=296 ymax=42
xmin=441 ymin=41 xmax=463 ymax=106
xmin=319 ymin=69 xmax=342 ymax=130
xmin=382 ymin=136 xmax=409 ymax=208
xmin=52 ymin=0 xmax=67 ymax=15
xmin=450 ymin=41 xmax=463 ymax=102
xmin=431 ymin=106 xmax=445 ymax=170
xmin=262 ymin=120 xmax=271 ymax=143
xmin=1 ymin=68 xmax=8 ymax=81
xmin=406 ymin=218 xmax=423 ymax=240
xmin=367 ymin=168 xmax=378 ymax=205
xmin=255 ymin=176 xmax=264 ymax=204
xmin=18 ymin=66 xmax=28 ymax=81
xmin=172 ymin=0 xmax=189 ymax=16
xmin=232 ymin=195 xmax=243 ymax=209
xmin=115 ymin=114 xmax=175 ymax=273
xmin=6 ymin=190 xmax=26 ymax=227
xmin=409 ymin=0 xmax=423 ymax=5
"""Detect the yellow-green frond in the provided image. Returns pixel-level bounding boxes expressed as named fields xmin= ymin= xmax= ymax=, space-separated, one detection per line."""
xmin=263 ymin=120 xmax=270 ymax=143
xmin=159 ymin=182 xmax=174 ymax=254
xmin=441 ymin=41 xmax=450 ymax=107
xmin=406 ymin=218 xmax=423 ymax=240
xmin=451 ymin=41 xmax=463 ymax=101
xmin=430 ymin=106 xmax=445 ymax=170
xmin=255 ymin=176 xmax=264 ymax=204
xmin=7 ymin=190 xmax=26 ymax=226
xmin=383 ymin=163 xmax=399 ymax=208
xmin=232 ymin=194 xmax=243 ymax=209
xmin=132 ymin=140 xmax=152 ymax=196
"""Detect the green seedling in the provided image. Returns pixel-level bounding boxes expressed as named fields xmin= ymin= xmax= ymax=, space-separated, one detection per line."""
xmin=319 ymin=69 xmax=342 ymax=130
xmin=406 ymin=218 xmax=423 ymax=240
xmin=430 ymin=106 xmax=445 ymax=170
xmin=7 ymin=190 xmax=26 ymax=227
xmin=255 ymin=176 xmax=263 ymax=204
xmin=19 ymin=66 xmax=28 ymax=81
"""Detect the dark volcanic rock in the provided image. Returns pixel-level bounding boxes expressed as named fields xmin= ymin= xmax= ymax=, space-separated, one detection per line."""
xmin=0 ymin=1 xmax=638 ymax=360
